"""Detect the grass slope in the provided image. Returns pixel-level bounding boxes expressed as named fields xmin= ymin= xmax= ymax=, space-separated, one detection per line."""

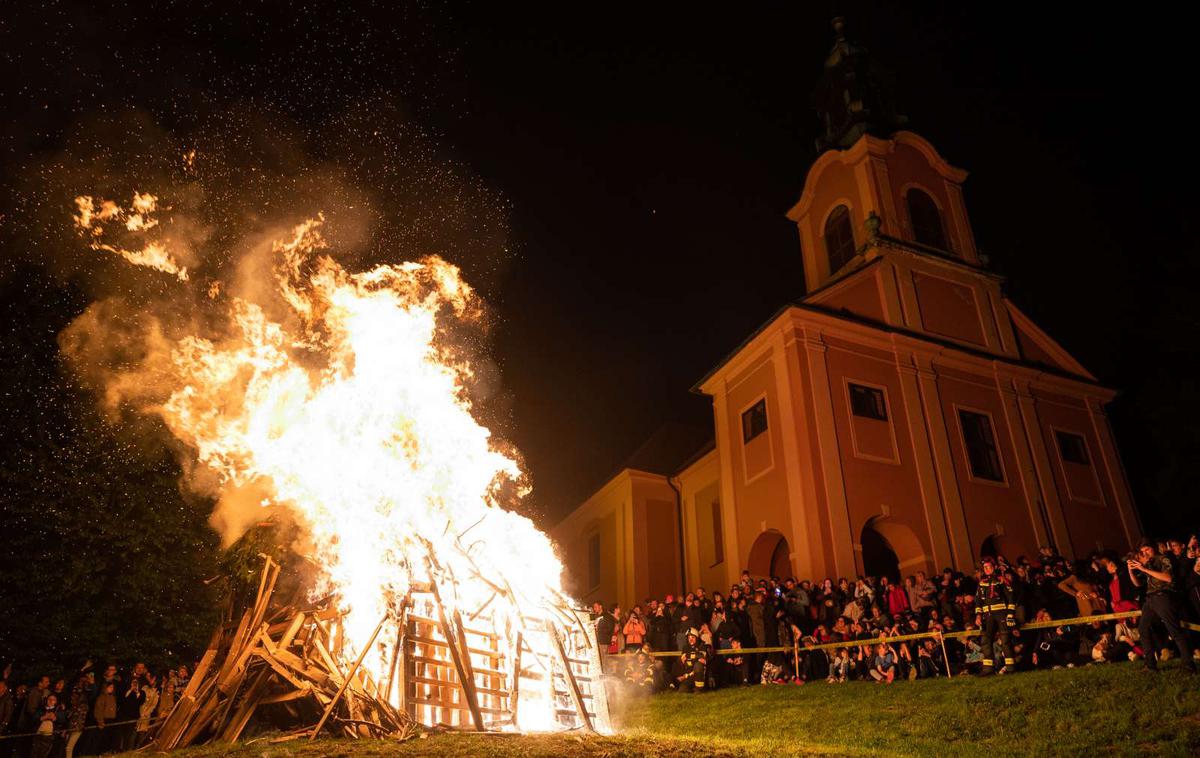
xmin=621 ymin=661 xmax=1200 ymax=756
xmin=125 ymin=662 xmax=1200 ymax=757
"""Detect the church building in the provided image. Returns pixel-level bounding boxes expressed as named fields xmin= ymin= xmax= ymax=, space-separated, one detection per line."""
xmin=550 ymin=20 xmax=1141 ymax=610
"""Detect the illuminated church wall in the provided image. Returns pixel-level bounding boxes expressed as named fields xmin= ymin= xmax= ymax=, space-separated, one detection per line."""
xmin=553 ymin=127 xmax=1141 ymax=610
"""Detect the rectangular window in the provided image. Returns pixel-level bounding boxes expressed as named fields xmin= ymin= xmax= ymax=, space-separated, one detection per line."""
xmin=849 ymin=383 xmax=888 ymax=421
xmin=1056 ymin=431 xmax=1090 ymax=465
xmin=958 ymin=409 xmax=1004 ymax=482
xmin=741 ymin=398 xmax=768 ymax=443
xmin=587 ymin=533 xmax=601 ymax=591
xmin=710 ymin=500 xmax=724 ymax=567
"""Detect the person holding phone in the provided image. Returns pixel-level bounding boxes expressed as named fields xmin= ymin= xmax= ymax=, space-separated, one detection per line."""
xmin=1128 ymin=540 xmax=1196 ymax=673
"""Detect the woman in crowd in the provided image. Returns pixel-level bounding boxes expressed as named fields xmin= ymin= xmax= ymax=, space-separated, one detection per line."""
xmin=622 ymin=607 xmax=646 ymax=652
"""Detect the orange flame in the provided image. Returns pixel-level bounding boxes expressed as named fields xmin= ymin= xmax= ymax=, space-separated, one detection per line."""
xmin=77 ymin=206 xmax=586 ymax=730
xmin=74 ymin=193 xmax=189 ymax=280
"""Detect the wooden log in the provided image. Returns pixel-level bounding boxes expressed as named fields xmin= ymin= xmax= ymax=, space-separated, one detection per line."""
xmin=183 ymin=647 xmax=219 ymax=701
xmin=218 ymin=668 xmax=273 ymax=743
xmin=214 ymin=611 xmax=251 ymax=687
xmin=258 ymin=686 xmax=312 ymax=705
xmin=309 ymin=613 xmax=387 ymax=740
xmin=278 ymin=612 xmax=307 ymax=647
xmin=219 ymin=623 xmax=266 ymax=695
xmin=508 ymin=631 xmax=523 ymax=728
xmin=311 ymin=636 xmax=347 ymax=687
xmin=383 ymin=601 xmax=407 ymax=707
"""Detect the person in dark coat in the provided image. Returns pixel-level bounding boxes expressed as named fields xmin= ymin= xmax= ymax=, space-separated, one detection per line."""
xmin=115 ymin=678 xmax=145 ymax=752
xmin=595 ymin=605 xmax=618 ymax=656
xmin=647 ymin=599 xmax=672 ymax=652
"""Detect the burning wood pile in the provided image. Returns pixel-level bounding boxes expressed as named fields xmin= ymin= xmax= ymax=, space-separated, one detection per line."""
xmin=64 ymin=201 xmax=613 ymax=746
xmin=152 ymin=554 xmax=609 ymax=750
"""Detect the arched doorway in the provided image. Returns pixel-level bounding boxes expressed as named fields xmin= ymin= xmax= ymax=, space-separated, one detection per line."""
xmin=860 ymin=516 xmax=931 ymax=579
xmin=747 ymin=530 xmax=792 ymax=579
xmin=860 ymin=522 xmax=900 ymax=583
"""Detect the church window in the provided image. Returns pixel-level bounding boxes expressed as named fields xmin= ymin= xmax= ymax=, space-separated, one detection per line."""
xmin=587 ymin=533 xmax=601 ymax=590
xmin=824 ymin=205 xmax=856 ymax=274
xmin=906 ymin=188 xmax=949 ymax=250
xmin=958 ymin=409 xmax=1004 ymax=481
xmin=1056 ymin=431 xmax=1090 ymax=465
xmin=849 ymin=383 xmax=887 ymax=421
xmin=741 ymin=398 xmax=768 ymax=443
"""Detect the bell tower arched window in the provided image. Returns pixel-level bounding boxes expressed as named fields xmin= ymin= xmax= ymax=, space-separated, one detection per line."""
xmin=906 ymin=188 xmax=948 ymax=251
xmin=824 ymin=204 xmax=856 ymax=275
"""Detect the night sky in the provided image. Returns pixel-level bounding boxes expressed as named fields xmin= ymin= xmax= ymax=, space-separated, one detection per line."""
xmin=1 ymin=3 xmax=1196 ymax=534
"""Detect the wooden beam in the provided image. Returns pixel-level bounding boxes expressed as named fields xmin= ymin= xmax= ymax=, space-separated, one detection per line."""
xmin=425 ymin=560 xmax=485 ymax=732
xmin=508 ymin=631 xmax=523 ymax=729
xmin=548 ymin=624 xmax=593 ymax=733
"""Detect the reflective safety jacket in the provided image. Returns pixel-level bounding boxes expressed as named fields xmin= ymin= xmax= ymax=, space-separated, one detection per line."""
xmin=974 ymin=576 xmax=1016 ymax=616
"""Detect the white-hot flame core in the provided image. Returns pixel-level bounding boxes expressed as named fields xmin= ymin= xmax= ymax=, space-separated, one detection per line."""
xmin=103 ymin=212 xmax=583 ymax=728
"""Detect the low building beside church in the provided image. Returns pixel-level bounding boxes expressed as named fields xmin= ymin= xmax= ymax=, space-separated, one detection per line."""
xmin=551 ymin=20 xmax=1140 ymax=610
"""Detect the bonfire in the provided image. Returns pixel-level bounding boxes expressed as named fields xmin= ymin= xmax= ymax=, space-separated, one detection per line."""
xmin=68 ymin=194 xmax=611 ymax=746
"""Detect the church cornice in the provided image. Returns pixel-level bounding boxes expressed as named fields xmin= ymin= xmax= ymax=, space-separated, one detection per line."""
xmin=691 ymin=297 xmax=1111 ymax=400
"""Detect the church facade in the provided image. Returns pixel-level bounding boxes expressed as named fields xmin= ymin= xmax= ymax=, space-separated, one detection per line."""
xmin=550 ymin=22 xmax=1141 ymax=610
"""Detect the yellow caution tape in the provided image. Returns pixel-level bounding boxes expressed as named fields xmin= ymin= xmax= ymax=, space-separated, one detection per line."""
xmin=612 ymin=609 xmax=1200 ymax=658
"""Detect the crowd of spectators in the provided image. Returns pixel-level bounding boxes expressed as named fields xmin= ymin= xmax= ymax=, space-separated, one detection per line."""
xmin=0 ymin=659 xmax=190 ymax=758
xmin=593 ymin=537 xmax=1200 ymax=694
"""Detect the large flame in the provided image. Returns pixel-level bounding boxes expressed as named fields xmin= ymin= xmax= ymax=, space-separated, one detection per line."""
xmin=75 ymin=204 xmax=582 ymax=730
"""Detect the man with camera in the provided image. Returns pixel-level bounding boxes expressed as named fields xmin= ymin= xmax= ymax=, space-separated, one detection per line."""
xmin=1127 ymin=540 xmax=1196 ymax=673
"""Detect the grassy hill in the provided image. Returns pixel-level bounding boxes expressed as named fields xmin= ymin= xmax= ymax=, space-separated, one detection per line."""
xmin=122 ymin=661 xmax=1200 ymax=757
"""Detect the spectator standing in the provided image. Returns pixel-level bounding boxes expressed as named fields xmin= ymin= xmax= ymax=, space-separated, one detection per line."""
xmin=93 ymin=682 xmax=117 ymax=753
xmin=137 ymin=673 xmax=160 ymax=747
xmin=622 ymin=608 xmax=646 ymax=652
xmin=1128 ymin=541 xmax=1196 ymax=673
xmin=64 ymin=679 xmax=88 ymax=758
xmin=115 ymin=677 xmax=144 ymax=752
xmin=648 ymin=600 xmax=672 ymax=652
xmin=157 ymin=679 xmax=176 ymax=721
xmin=672 ymin=596 xmax=695 ymax=650
xmin=29 ymin=694 xmax=59 ymax=758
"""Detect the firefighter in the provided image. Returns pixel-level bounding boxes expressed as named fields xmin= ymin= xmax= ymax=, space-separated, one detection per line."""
xmin=623 ymin=649 xmax=657 ymax=691
xmin=673 ymin=628 xmax=708 ymax=691
xmin=974 ymin=556 xmax=1016 ymax=675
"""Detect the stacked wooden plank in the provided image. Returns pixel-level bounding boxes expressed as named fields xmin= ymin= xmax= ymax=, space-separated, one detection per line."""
xmin=152 ymin=548 xmax=610 ymax=749
xmin=150 ymin=556 xmax=417 ymax=750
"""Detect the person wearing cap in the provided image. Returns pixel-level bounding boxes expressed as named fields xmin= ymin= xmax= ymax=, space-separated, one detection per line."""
xmin=673 ymin=628 xmax=708 ymax=692
xmin=974 ymin=555 xmax=1017 ymax=675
